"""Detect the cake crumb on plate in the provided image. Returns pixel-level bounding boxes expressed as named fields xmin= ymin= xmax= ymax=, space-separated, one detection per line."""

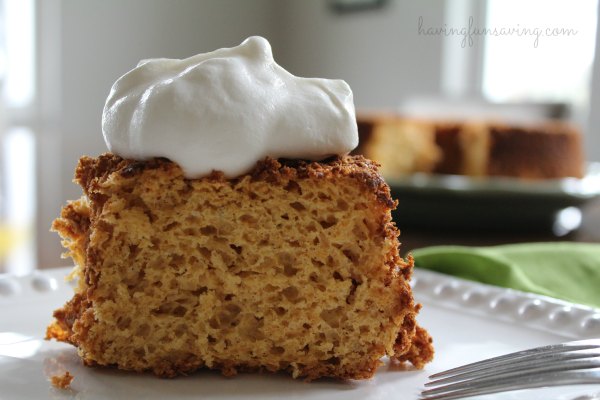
xmin=50 ymin=371 xmax=73 ymax=389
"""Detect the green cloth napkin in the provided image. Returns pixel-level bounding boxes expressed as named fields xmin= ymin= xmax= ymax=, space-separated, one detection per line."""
xmin=411 ymin=242 xmax=600 ymax=309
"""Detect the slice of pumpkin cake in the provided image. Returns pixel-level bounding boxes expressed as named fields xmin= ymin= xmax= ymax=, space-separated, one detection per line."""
xmin=46 ymin=36 xmax=433 ymax=380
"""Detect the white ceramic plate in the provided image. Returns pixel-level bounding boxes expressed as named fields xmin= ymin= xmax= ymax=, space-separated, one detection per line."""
xmin=1 ymin=267 xmax=599 ymax=400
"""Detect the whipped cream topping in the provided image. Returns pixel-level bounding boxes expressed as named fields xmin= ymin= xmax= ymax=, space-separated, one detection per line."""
xmin=102 ymin=36 xmax=358 ymax=178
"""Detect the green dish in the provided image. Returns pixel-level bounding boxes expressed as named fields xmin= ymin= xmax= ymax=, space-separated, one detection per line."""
xmin=387 ymin=163 xmax=600 ymax=232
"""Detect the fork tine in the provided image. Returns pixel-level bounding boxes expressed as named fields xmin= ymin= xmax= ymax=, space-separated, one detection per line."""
xmin=420 ymin=368 xmax=600 ymax=400
xmin=424 ymin=359 xmax=600 ymax=395
xmin=426 ymin=348 xmax=600 ymax=387
xmin=428 ymin=339 xmax=599 ymax=379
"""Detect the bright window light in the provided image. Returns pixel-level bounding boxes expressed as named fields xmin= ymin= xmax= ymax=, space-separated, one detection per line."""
xmin=0 ymin=0 xmax=36 ymax=274
xmin=2 ymin=127 xmax=36 ymax=275
xmin=2 ymin=0 xmax=35 ymax=108
xmin=483 ymin=0 xmax=598 ymax=106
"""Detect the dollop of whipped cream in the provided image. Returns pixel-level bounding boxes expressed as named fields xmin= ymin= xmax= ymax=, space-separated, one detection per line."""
xmin=102 ymin=36 xmax=358 ymax=178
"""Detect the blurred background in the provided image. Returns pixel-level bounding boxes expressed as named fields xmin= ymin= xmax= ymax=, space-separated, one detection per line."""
xmin=0 ymin=0 xmax=599 ymax=274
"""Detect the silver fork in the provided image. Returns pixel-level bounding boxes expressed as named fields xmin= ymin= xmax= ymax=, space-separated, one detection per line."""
xmin=420 ymin=338 xmax=600 ymax=400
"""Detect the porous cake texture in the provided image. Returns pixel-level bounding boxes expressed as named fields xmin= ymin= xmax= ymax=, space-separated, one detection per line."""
xmin=47 ymin=154 xmax=433 ymax=380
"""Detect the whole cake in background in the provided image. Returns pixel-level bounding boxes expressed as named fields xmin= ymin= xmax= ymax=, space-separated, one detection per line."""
xmin=357 ymin=113 xmax=585 ymax=180
xmin=46 ymin=37 xmax=433 ymax=380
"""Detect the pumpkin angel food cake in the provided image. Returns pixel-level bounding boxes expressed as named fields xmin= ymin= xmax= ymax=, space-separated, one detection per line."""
xmin=47 ymin=37 xmax=433 ymax=380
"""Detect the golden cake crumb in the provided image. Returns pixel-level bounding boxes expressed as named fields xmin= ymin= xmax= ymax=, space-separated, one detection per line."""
xmin=50 ymin=371 xmax=74 ymax=389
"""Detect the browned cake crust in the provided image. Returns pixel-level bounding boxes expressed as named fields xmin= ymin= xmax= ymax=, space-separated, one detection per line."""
xmin=432 ymin=123 xmax=463 ymax=175
xmin=487 ymin=124 xmax=584 ymax=179
xmin=431 ymin=121 xmax=585 ymax=179
xmin=47 ymin=153 xmax=433 ymax=380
